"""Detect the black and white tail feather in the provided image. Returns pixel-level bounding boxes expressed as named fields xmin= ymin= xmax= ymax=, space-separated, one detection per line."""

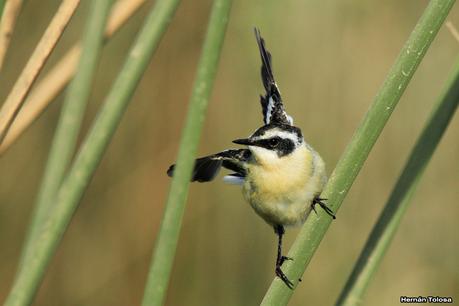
xmin=254 ymin=28 xmax=293 ymax=126
xmin=167 ymin=28 xmax=291 ymax=184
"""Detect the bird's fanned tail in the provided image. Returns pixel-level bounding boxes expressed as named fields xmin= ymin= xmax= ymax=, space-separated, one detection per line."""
xmin=254 ymin=28 xmax=293 ymax=126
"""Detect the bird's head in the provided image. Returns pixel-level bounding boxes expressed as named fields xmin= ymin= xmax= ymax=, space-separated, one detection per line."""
xmin=233 ymin=124 xmax=304 ymax=166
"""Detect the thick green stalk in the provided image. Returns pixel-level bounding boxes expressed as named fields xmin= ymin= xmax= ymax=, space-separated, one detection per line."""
xmin=141 ymin=0 xmax=232 ymax=305
xmin=4 ymin=0 xmax=181 ymax=305
xmin=335 ymin=59 xmax=459 ymax=306
xmin=260 ymin=0 xmax=455 ymax=305
xmin=19 ymin=0 xmax=113 ymax=268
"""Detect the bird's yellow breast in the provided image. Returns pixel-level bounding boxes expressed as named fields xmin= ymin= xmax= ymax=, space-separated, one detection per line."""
xmin=243 ymin=145 xmax=326 ymax=226
xmin=247 ymin=146 xmax=312 ymax=196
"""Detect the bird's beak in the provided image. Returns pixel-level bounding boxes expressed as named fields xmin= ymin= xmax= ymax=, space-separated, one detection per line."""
xmin=232 ymin=138 xmax=253 ymax=146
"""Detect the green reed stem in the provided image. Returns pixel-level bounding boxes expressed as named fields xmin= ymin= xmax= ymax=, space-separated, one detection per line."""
xmin=335 ymin=58 xmax=459 ymax=306
xmin=4 ymin=0 xmax=181 ymax=305
xmin=260 ymin=0 xmax=456 ymax=305
xmin=19 ymin=0 xmax=113 ymax=269
xmin=0 ymin=1 xmax=6 ymax=23
xmin=141 ymin=0 xmax=233 ymax=305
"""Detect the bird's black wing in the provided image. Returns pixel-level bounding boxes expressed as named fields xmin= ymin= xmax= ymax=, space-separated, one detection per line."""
xmin=254 ymin=28 xmax=293 ymax=126
xmin=167 ymin=149 xmax=250 ymax=183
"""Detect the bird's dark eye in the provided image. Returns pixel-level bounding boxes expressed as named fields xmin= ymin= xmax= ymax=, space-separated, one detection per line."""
xmin=269 ymin=138 xmax=279 ymax=148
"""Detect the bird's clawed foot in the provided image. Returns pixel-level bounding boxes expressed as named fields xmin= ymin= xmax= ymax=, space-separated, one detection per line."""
xmin=275 ymin=265 xmax=294 ymax=289
xmin=276 ymin=255 xmax=293 ymax=288
xmin=312 ymin=197 xmax=336 ymax=219
xmin=273 ymin=224 xmax=294 ymax=289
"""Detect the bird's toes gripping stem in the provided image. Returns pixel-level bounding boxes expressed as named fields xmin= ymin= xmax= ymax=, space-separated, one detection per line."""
xmin=275 ymin=265 xmax=294 ymax=289
xmin=273 ymin=224 xmax=295 ymax=289
xmin=275 ymin=255 xmax=294 ymax=288
xmin=312 ymin=197 xmax=336 ymax=219
xmin=279 ymin=255 xmax=293 ymax=266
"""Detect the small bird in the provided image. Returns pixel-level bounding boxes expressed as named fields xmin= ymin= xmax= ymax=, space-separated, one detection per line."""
xmin=167 ymin=28 xmax=335 ymax=288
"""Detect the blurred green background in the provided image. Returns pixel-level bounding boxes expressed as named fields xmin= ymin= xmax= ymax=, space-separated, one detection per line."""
xmin=0 ymin=0 xmax=458 ymax=305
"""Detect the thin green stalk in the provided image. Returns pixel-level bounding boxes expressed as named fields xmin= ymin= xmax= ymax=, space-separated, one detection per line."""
xmin=0 ymin=1 xmax=5 ymax=23
xmin=335 ymin=58 xmax=459 ymax=306
xmin=141 ymin=0 xmax=232 ymax=305
xmin=19 ymin=0 xmax=113 ymax=269
xmin=4 ymin=0 xmax=181 ymax=305
xmin=260 ymin=0 xmax=455 ymax=305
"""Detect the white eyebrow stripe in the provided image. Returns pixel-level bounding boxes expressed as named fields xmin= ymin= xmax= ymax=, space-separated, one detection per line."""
xmin=252 ymin=129 xmax=302 ymax=146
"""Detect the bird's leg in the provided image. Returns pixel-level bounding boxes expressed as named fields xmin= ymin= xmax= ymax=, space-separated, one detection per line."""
xmin=311 ymin=197 xmax=336 ymax=219
xmin=274 ymin=225 xmax=294 ymax=289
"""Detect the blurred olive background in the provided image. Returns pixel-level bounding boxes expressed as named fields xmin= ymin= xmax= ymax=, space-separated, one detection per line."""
xmin=0 ymin=0 xmax=458 ymax=305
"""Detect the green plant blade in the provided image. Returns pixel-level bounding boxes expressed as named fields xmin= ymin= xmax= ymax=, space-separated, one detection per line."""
xmin=4 ymin=0 xmax=181 ymax=305
xmin=260 ymin=0 xmax=455 ymax=305
xmin=141 ymin=0 xmax=233 ymax=305
xmin=0 ymin=1 xmax=6 ymax=24
xmin=335 ymin=58 xmax=459 ymax=306
xmin=19 ymin=0 xmax=113 ymax=269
